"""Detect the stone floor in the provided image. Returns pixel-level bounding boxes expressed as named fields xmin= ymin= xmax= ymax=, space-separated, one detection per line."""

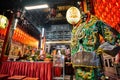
xmin=64 ymin=75 xmax=120 ymax=80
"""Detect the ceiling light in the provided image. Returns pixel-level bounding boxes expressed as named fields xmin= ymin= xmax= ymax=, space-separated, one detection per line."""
xmin=25 ymin=4 xmax=49 ymax=10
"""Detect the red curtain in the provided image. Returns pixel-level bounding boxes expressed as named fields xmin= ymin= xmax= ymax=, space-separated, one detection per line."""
xmin=0 ymin=62 xmax=52 ymax=80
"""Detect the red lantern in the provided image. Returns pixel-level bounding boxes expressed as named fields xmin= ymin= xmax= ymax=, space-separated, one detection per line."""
xmin=111 ymin=0 xmax=116 ymax=4
xmin=105 ymin=7 xmax=109 ymax=12
xmin=97 ymin=0 xmax=102 ymax=3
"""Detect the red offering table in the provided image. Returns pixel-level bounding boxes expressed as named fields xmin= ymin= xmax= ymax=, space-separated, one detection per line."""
xmin=0 ymin=61 xmax=52 ymax=80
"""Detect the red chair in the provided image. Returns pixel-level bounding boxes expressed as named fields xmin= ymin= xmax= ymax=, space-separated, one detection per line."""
xmin=0 ymin=74 xmax=9 ymax=80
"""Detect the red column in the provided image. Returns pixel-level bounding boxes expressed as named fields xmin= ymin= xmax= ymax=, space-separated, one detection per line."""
xmin=0 ymin=14 xmax=15 ymax=61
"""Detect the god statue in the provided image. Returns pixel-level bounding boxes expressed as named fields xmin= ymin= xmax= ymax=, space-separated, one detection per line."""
xmin=66 ymin=7 xmax=120 ymax=80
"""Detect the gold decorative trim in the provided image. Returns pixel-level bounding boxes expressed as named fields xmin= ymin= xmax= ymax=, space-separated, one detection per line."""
xmin=46 ymin=40 xmax=71 ymax=44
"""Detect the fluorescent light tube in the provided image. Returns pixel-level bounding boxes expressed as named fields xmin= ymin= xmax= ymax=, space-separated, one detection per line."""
xmin=25 ymin=4 xmax=48 ymax=10
xmin=14 ymin=19 xmax=18 ymax=29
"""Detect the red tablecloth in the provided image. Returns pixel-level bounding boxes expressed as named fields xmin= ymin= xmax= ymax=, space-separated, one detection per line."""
xmin=0 ymin=61 xmax=52 ymax=80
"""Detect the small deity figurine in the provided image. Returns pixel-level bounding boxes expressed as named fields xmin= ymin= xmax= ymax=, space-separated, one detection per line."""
xmin=66 ymin=7 xmax=120 ymax=80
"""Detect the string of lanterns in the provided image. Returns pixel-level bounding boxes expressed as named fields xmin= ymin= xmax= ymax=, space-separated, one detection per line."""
xmin=13 ymin=27 xmax=39 ymax=48
xmin=0 ymin=26 xmax=39 ymax=48
xmin=94 ymin=0 xmax=120 ymax=32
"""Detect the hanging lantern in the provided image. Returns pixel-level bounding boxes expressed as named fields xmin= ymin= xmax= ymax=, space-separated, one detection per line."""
xmin=66 ymin=7 xmax=81 ymax=25
xmin=0 ymin=15 xmax=8 ymax=29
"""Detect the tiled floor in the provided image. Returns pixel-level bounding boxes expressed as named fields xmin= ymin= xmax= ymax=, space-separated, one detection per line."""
xmin=105 ymin=72 xmax=120 ymax=80
xmin=64 ymin=75 xmax=120 ymax=80
xmin=64 ymin=75 xmax=75 ymax=80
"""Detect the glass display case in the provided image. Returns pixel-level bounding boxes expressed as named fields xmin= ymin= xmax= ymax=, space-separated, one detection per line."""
xmin=53 ymin=54 xmax=65 ymax=80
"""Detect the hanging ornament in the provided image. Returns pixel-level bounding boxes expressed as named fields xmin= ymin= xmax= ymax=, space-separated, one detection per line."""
xmin=66 ymin=7 xmax=81 ymax=25
xmin=0 ymin=15 xmax=8 ymax=29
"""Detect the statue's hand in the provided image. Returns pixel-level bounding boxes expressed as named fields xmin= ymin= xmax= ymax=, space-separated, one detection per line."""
xmin=96 ymin=48 xmax=104 ymax=55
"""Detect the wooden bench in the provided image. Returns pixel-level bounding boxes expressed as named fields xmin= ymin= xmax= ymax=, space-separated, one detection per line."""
xmin=22 ymin=77 xmax=39 ymax=80
xmin=8 ymin=75 xmax=26 ymax=80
